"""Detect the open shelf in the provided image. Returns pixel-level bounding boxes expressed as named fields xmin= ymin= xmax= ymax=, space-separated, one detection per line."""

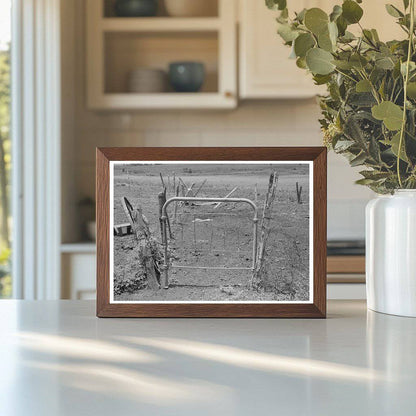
xmin=103 ymin=0 xmax=219 ymax=18
xmin=61 ymin=242 xmax=96 ymax=254
xmin=101 ymin=17 xmax=221 ymax=32
xmin=90 ymin=92 xmax=234 ymax=109
xmin=86 ymin=0 xmax=236 ymax=109
xmin=104 ymin=31 xmax=219 ymax=94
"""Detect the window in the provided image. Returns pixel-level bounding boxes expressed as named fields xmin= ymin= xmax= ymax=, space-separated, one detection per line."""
xmin=0 ymin=0 xmax=11 ymax=298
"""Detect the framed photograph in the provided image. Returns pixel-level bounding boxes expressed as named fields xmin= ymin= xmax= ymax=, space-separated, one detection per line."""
xmin=96 ymin=147 xmax=327 ymax=318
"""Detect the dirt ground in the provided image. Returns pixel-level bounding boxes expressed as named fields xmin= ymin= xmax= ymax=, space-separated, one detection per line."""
xmin=113 ymin=163 xmax=310 ymax=302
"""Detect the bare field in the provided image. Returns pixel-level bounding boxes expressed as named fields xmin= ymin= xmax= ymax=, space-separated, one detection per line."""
xmin=113 ymin=163 xmax=310 ymax=302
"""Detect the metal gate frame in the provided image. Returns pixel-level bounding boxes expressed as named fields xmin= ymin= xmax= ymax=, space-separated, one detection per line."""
xmin=160 ymin=197 xmax=258 ymax=289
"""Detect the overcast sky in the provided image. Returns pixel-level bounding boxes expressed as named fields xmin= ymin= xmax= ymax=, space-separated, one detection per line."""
xmin=0 ymin=0 xmax=11 ymax=50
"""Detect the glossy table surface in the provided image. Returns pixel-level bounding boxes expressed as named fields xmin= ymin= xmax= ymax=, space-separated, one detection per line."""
xmin=0 ymin=300 xmax=415 ymax=416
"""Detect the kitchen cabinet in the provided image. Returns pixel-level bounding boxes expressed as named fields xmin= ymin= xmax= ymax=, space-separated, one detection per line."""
xmin=239 ymin=0 xmax=323 ymax=99
xmin=61 ymin=244 xmax=96 ymax=300
xmin=238 ymin=0 xmax=404 ymax=99
xmin=86 ymin=0 xmax=237 ymax=109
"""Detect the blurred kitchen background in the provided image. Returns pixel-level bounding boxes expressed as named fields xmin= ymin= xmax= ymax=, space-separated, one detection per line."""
xmin=2 ymin=0 xmax=402 ymax=300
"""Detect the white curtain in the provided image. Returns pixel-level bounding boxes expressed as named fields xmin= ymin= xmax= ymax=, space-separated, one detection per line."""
xmin=11 ymin=0 xmax=61 ymax=299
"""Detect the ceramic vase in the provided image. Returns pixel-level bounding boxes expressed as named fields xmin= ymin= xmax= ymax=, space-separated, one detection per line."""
xmin=366 ymin=190 xmax=416 ymax=317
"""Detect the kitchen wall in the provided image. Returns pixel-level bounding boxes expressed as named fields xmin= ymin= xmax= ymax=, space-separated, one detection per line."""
xmin=61 ymin=0 xmax=373 ymax=243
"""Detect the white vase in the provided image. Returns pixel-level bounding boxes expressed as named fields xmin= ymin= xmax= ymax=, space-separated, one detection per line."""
xmin=366 ymin=190 xmax=416 ymax=317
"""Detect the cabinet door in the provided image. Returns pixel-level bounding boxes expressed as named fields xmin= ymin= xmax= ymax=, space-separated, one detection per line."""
xmin=239 ymin=0 xmax=320 ymax=99
xmin=360 ymin=0 xmax=404 ymax=41
xmin=238 ymin=0 xmax=403 ymax=99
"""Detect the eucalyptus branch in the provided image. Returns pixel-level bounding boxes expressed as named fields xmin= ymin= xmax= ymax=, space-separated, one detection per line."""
xmin=358 ymin=69 xmax=381 ymax=104
xmin=267 ymin=0 xmax=416 ymax=193
xmin=390 ymin=79 xmax=398 ymax=101
xmin=393 ymin=86 xmax=404 ymax=104
xmin=397 ymin=0 xmax=415 ymax=188
xmin=334 ymin=68 xmax=358 ymax=83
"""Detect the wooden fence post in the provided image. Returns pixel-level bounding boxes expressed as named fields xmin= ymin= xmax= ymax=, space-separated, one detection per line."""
xmin=158 ymin=192 xmax=165 ymax=243
xmin=251 ymin=172 xmax=278 ymax=290
xmin=159 ymin=172 xmax=166 ymax=189
xmin=296 ymin=182 xmax=302 ymax=204
xmin=121 ymin=197 xmax=161 ymax=290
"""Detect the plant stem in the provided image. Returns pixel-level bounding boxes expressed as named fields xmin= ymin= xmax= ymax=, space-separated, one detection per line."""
xmin=334 ymin=68 xmax=357 ymax=83
xmin=397 ymin=0 xmax=415 ymax=188
xmin=358 ymin=69 xmax=380 ymax=104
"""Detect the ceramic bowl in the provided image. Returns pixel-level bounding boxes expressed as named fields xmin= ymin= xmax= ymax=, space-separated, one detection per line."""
xmin=114 ymin=0 xmax=158 ymax=17
xmin=127 ymin=68 xmax=167 ymax=93
xmin=168 ymin=62 xmax=205 ymax=93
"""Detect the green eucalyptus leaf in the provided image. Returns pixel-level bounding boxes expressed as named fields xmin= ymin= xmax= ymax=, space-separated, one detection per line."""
xmin=356 ymin=79 xmax=372 ymax=93
xmin=372 ymin=101 xmax=403 ymax=130
xmin=356 ymin=178 xmax=378 ymax=185
xmin=334 ymin=139 xmax=355 ymax=151
xmin=360 ymin=170 xmax=391 ymax=180
xmin=369 ymin=136 xmax=381 ymax=162
xmin=295 ymin=8 xmax=307 ymax=22
xmin=328 ymin=21 xmax=338 ymax=44
xmin=378 ymin=78 xmax=386 ymax=99
xmin=304 ymin=8 xmax=329 ymax=35
xmin=266 ymin=0 xmax=287 ymax=11
xmin=318 ymin=31 xmax=334 ymax=52
xmin=407 ymin=82 xmax=416 ymax=99
xmin=330 ymin=5 xmax=343 ymax=22
xmin=349 ymin=92 xmax=376 ymax=107
xmin=401 ymin=61 xmax=416 ymax=76
xmin=350 ymin=152 xmax=368 ymax=167
xmin=375 ymin=56 xmax=396 ymax=70
xmin=277 ymin=23 xmax=299 ymax=42
xmin=371 ymin=29 xmax=380 ymax=42
xmin=339 ymin=31 xmax=356 ymax=42
xmin=370 ymin=67 xmax=386 ymax=84
xmin=276 ymin=9 xmax=289 ymax=23
xmin=381 ymin=132 xmax=409 ymax=162
xmin=399 ymin=14 xmax=411 ymax=29
xmin=363 ymin=29 xmax=375 ymax=44
xmin=306 ymin=48 xmax=335 ymax=75
xmin=333 ymin=59 xmax=353 ymax=70
xmin=280 ymin=8 xmax=289 ymax=19
xmin=342 ymin=0 xmax=364 ymax=24
xmin=294 ymin=33 xmax=315 ymax=57
xmin=385 ymin=4 xmax=404 ymax=18
xmin=336 ymin=15 xmax=348 ymax=36
xmin=350 ymin=53 xmax=368 ymax=69
xmin=313 ymin=74 xmax=332 ymax=85
xmin=296 ymin=57 xmax=307 ymax=69
xmin=344 ymin=114 xmax=369 ymax=147
xmin=393 ymin=61 xmax=402 ymax=78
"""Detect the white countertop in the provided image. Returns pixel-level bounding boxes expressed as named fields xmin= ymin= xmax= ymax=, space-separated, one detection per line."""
xmin=0 ymin=300 xmax=415 ymax=415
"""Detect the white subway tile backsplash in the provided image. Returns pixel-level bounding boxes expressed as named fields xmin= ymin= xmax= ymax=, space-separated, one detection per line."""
xmin=145 ymin=131 xmax=202 ymax=147
xmin=131 ymin=111 xmax=183 ymax=130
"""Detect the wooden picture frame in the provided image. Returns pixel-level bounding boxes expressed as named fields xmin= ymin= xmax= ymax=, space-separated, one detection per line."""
xmin=97 ymin=147 xmax=327 ymax=318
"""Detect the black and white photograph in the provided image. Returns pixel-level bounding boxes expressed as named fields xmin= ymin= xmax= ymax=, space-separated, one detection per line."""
xmin=110 ymin=161 xmax=313 ymax=303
